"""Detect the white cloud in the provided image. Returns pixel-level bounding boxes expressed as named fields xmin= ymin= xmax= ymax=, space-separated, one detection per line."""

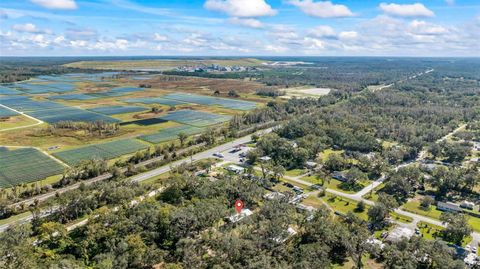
xmin=65 ymin=28 xmax=98 ymax=40
xmin=204 ymin=0 xmax=276 ymax=17
xmin=308 ymin=25 xmax=336 ymax=38
xmin=228 ymin=17 xmax=263 ymax=28
xmin=12 ymin=23 xmax=49 ymax=34
xmin=30 ymin=0 xmax=77 ymax=10
xmin=288 ymin=0 xmax=354 ymax=18
xmin=302 ymin=37 xmax=325 ymax=49
xmin=445 ymin=0 xmax=455 ymax=6
xmin=70 ymin=40 xmax=87 ymax=48
xmin=153 ymin=33 xmax=169 ymax=41
xmin=92 ymin=39 xmax=129 ymax=50
xmin=408 ymin=20 xmax=448 ymax=35
xmin=379 ymin=3 xmax=434 ymax=17
xmin=265 ymin=44 xmax=288 ymax=53
xmin=53 ymin=35 xmax=65 ymax=44
xmin=183 ymin=34 xmax=209 ymax=47
xmin=30 ymin=34 xmax=49 ymax=47
xmin=338 ymin=31 xmax=358 ymax=40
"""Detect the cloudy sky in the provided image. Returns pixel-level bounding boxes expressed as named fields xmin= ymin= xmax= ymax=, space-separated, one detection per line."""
xmin=0 ymin=0 xmax=479 ymax=56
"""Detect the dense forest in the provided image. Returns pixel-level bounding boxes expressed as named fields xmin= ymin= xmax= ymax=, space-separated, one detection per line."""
xmin=0 ymin=172 xmax=466 ymax=269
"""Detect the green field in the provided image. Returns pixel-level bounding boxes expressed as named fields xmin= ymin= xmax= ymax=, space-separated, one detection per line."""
xmin=53 ymin=139 xmax=149 ymax=165
xmin=138 ymin=125 xmax=203 ymax=144
xmin=160 ymin=109 xmax=231 ymax=127
xmin=0 ymin=147 xmax=65 ymax=187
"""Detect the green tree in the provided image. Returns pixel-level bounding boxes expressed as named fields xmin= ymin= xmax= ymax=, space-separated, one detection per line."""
xmin=440 ymin=212 xmax=473 ymax=245
xmin=177 ymin=132 xmax=188 ymax=147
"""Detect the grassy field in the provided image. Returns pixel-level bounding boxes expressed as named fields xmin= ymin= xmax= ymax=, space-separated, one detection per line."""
xmin=362 ymin=183 xmax=385 ymax=201
xmin=403 ymin=200 xmax=480 ymax=232
xmin=302 ymin=192 xmax=412 ymax=223
xmin=417 ymin=221 xmax=472 ymax=247
xmin=285 ymin=168 xmax=306 ymax=177
xmin=318 ymin=149 xmax=344 ymax=162
xmin=302 ymin=175 xmax=360 ymax=194
xmin=322 ymin=194 xmax=369 ymax=220
xmin=64 ymin=58 xmax=266 ymax=70
xmin=0 ymin=115 xmax=38 ymax=130
xmin=402 ymin=200 xmax=443 ymax=219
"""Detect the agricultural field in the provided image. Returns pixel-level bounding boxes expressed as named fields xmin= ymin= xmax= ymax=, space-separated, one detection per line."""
xmin=13 ymin=82 xmax=76 ymax=94
xmin=0 ymin=70 xmax=261 ymax=188
xmin=53 ymin=139 xmax=149 ymax=166
xmin=138 ymin=124 xmax=203 ymax=144
xmin=0 ymin=96 xmax=118 ymax=124
xmin=0 ymin=147 xmax=65 ymax=187
xmin=64 ymin=58 xmax=266 ymax=70
xmin=0 ymin=86 xmax=22 ymax=95
xmin=87 ymin=105 xmax=148 ymax=115
xmin=160 ymin=109 xmax=231 ymax=127
xmin=49 ymin=93 xmax=98 ymax=100
xmin=162 ymin=93 xmax=257 ymax=110
xmin=0 ymin=106 xmax=18 ymax=117
xmin=123 ymin=97 xmax=188 ymax=106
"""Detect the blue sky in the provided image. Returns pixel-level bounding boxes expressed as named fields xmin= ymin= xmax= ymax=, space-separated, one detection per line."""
xmin=0 ymin=0 xmax=479 ymax=56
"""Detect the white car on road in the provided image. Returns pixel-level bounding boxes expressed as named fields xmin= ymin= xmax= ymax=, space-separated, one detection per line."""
xmin=213 ymin=152 xmax=224 ymax=158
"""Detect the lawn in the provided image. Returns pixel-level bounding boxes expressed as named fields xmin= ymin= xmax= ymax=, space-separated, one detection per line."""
xmin=362 ymin=183 xmax=385 ymax=202
xmin=280 ymin=178 xmax=311 ymax=190
xmin=321 ymin=193 xmax=369 ymax=220
xmin=302 ymin=175 xmax=366 ymax=194
xmin=402 ymin=200 xmax=442 ymax=220
xmin=139 ymin=172 xmax=171 ymax=186
xmin=403 ymin=200 xmax=480 ymax=232
xmin=417 ymin=221 xmax=443 ymax=241
xmin=0 ymin=211 xmax=32 ymax=226
xmin=318 ymin=149 xmax=344 ymax=162
xmin=417 ymin=221 xmax=472 ymax=247
xmin=285 ymin=168 xmax=306 ymax=177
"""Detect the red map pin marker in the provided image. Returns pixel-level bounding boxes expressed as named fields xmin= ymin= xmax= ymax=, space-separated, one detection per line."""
xmin=234 ymin=199 xmax=244 ymax=214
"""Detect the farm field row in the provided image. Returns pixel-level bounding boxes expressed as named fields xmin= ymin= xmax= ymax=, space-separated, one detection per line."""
xmin=0 ymin=71 xmax=262 ymax=188
xmin=0 ymin=147 xmax=65 ymax=188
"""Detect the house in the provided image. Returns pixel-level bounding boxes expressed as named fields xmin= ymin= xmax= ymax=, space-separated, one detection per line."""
xmin=259 ymin=156 xmax=272 ymax=162
xmin=421 ymin=163 xmax=438 ymax=171
xmin=289 ymin=194 xmax=305 ymax=204
xmin=332 ymin=171 xmax=347 ymax=182
xmin=472 ymin=142 xmax=480 ymax=151
xmin=437 ymin=201 xmax=462 ymax=213
xmin=263 ymin=192 xmax=286 ymax=200
xmin=226 ymin=208 xmax=253 ymax=223
xmin=272 ymin=227 xmax=298 ymax=244
xmin=225 ymin=164 xmax=245 ymax=174
xmin=464 ymin=253 xmax=478 ymax=267
xmin=460 ymin=201 xmax=475 ymax=210
xmin=305 ymin=161 xmax=318 ymax=169
xmin=385 ymin=227 xmax=415 ymax=242
xmin=366 ymin=238 xmax=385 ymax=250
